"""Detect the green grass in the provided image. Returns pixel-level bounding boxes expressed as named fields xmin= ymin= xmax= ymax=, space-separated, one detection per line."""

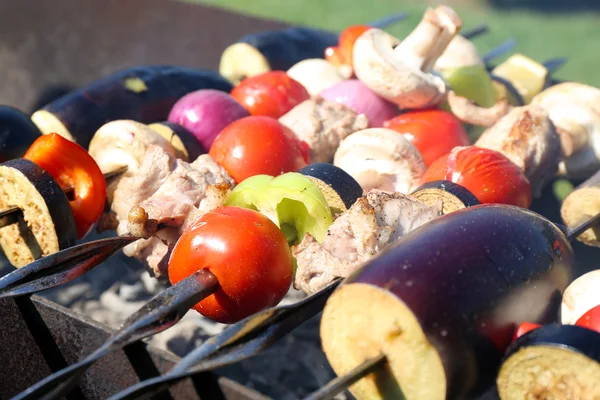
xmin=183 ymin=0 xmax=600 ymax=87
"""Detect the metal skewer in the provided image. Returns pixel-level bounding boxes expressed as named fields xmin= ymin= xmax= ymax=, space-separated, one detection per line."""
xmin=462 ymin=24 xmax=489 ymax=40
xmin=10 ymin=269 xmax=219 ymax=400
xmin=299 ymin=210 xmax=600 ymax=400
xmin=368 ymin=12 xmax=409 ymax=29
xmin=0 ymin=165 xmax=128 ymax=230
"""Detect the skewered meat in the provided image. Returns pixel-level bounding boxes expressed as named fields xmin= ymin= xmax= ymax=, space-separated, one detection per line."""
xmin=279 ymin=96 xmax=369 ymax=163
xmin=475 ymin=105 xmax=561 ymax=197
xmin=293 ymin=189 xmax=442 ymax=294
xmin=112 ymin=145 xmax=235 ymax=277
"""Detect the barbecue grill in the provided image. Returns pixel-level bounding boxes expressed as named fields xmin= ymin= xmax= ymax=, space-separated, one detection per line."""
xmin=0 ymin=1 xmax=598 ymax=399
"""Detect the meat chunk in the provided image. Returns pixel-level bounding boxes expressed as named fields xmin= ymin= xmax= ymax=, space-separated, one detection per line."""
xmin=475 ymin=105 xmax=561 ymax=198
xmin=293 ymin=189 xmax=442 ymax=294
xmin=279 ymin=96 xmax=369 ymax=163
xmin=112 ymin=145 xmax=235 ymax=277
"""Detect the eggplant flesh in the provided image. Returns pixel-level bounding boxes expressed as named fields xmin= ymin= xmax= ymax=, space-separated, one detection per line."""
xmin=497 ymin=324 xmax=600 ymax=400
xmin=299 ymin=163 xmax=363 ymax=210
xmin=220 ymin=28 xmax=339 ymax=83
xmin=0 ymin=159 xmax=76 ymax=267
xmin=321 ymin=204 xmax=574 ymax=400
xmin=148 ymin=121 xmax=205 ymax=162
xmin=0 ymin=106 xmax=42 ymax=162
xmin=411 ymin=180 xmax=480 ymax=214
xmin=31 ymin=66 xmax=233 ymax=148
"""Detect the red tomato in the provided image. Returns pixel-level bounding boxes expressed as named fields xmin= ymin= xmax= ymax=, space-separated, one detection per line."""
xmin=168 ymin=206 xmax=293 ymax=324
xmin=324 ymin=46 xmax=345 ymax=67
xmin=384 ymin=109 xmax=471 ymax=166
xmin=422 ymin=146 xmax=532 ymax=208
xmin=575 ymin=304 xmax=600 ymax=334
xmin=230 ymin=71 xmax=310 ymax=118
xmin=24 ymin=133 xmax=107 ymax=239
xmin=209 ymin=116 xmax=309 ymax=183
xmin=512 ymin=322 xmax=542 ymax=342
xmin=338 ymin=25 xmax=371 ymax=66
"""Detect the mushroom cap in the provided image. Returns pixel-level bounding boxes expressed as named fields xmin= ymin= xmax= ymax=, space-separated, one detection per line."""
xmin=333 ymin=128 xmax=427 ymax=194
xmin=531 ymin=82 xmax=600 ymax=179
xmin=287 ymin=59 xmax=346 ymax=96
xmin=434 ymin=35 xmax=483 ymax=71
xmin=352 ymin=28 xmax=448 ymax=110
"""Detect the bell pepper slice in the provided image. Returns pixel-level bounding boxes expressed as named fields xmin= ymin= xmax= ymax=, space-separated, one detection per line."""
xmin=225 ymin=173 xmax=334 ymax=245
xmin=24 ymin=133 xmax=107 ymax=239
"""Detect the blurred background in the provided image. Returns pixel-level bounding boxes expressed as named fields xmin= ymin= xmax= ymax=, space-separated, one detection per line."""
xmin=188 ymin=0 xmax=600 ymax=87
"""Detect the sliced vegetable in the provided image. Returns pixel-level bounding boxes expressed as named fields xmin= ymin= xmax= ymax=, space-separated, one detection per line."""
xmin=561 ymin=270 xmax=600 ymax=325
xmin=383 ymin=109 xmax=471 ymax=166
xmin=498 ymin=324 xmax=600 ymax=399
xmin=167 ymin=89 xmax=249 ymax=150
xmin=147 ymin=121 xmax=205 ymax=161
xmin=225 ymin=173 xmax=334 ymax=245
xmin=0 ymin=159 xmax=76 ymax=267
xmin=0 ymin=106 xmax=42 ymax=162
xmin=298 ymin=163 xmax=363 ymax=213
xmin=422 ymin=146 xmax=532 ymax=208
xmin=230 ymin=71 xmax=310 ymax=118
xmin=491 ymin=54 xmax=548 ymax=104
xmin=168 ymin=206 xmax=293 ymax=324
xmin=24 ymin=133 xmax=107 ymax=239
xmin=440 ymin=64 xmax=497 ymax=108
xmin=411 ymin=180 xmax=479 ymax=214
xmin=31 ymin=66 xmax=233 ymax=148
xmin=219 ymin=27 xmax=339 ymax=85
xmin=209 ymin=116 xmax=309 ymax=183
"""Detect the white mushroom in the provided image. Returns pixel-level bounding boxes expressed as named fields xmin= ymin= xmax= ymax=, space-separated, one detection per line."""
xmin=287 ymin=59 xmax=348 ymax=96
xmin=333 ymin=128 xmax=427 ymax=194
xmin=561 ymin=270 xmax=600 ymax=325
xmin=475 ymin=105 xmax=561 ymax=198
xmin=352 ymin=5 xmax=461 ymax=110
xmin=434 ymin=34 xmax=484 ymax=71
xmin=88 ymin=119 xmax=176 ymax=201
xmin=531 ymin=82 xmax=600 ymax=179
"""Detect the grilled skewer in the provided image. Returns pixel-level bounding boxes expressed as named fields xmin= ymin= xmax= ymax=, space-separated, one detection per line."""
xmin=299 ymin=208 xmax=600 ymax=400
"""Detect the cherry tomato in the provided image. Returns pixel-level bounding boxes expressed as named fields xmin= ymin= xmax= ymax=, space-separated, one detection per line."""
xmin=575 ymin=304 xmax=600 ymax=334
xmin=24 ymin=133 xmax=107 ymax=239
xmin=512 ymin=322 xmax=542 ymax=342
xmin=422 ymin=146 xmax=532 ymax=208
xmin=209 ymin=116 xmax=309 ymax=183
xmin=324 ymin=46 xmax=345 ymax=67
xmin=168 ymin=206 xmax=293 ymax=324
xmin=230 ymin=71 xmax=310 ymax=119
xmin=338 ymin=25 xmax=371 ymax=66
xmin=384 ymin=109 xmax=471 ymax=166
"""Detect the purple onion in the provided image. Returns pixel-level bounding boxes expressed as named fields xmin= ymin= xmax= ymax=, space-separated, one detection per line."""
xmin=320 ymin=79 xmax=398 ymax=127
xmin=168 ymin=89 xmax=249 ymax=150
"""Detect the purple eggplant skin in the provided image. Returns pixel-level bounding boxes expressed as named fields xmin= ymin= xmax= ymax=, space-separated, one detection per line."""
xmin=239 ymin=28 xmax=338 ymax=72
xmin=151 ymin=121 xmax=206 ymax=161
xmin=298 ymin=163 xmax=363 ymax=209
xmin=0 ymin=106 xmax=42 ymax=162
xmin=412 ymin=180 xmax=480 ymax=207
xmin=504 ymin=324 xmax=600 ymax=364
xmin=343 ymin=204 xmax=575 ymax=399
xmin=32 ymin=66 xmax=233 ymax=149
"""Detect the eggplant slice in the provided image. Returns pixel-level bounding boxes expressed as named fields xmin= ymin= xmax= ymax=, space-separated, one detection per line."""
xmin=0 ymin=106 xmax=42 ymax=162
xmin=0 ymin=159 xmax=76 ymax=267
xmin=497 ymin=324 xmax=600 ymax=399
xmin=148 ymin=121 xmax=205 ymax=162
xmin=411 ymin=180 xmax=480 ymax=214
